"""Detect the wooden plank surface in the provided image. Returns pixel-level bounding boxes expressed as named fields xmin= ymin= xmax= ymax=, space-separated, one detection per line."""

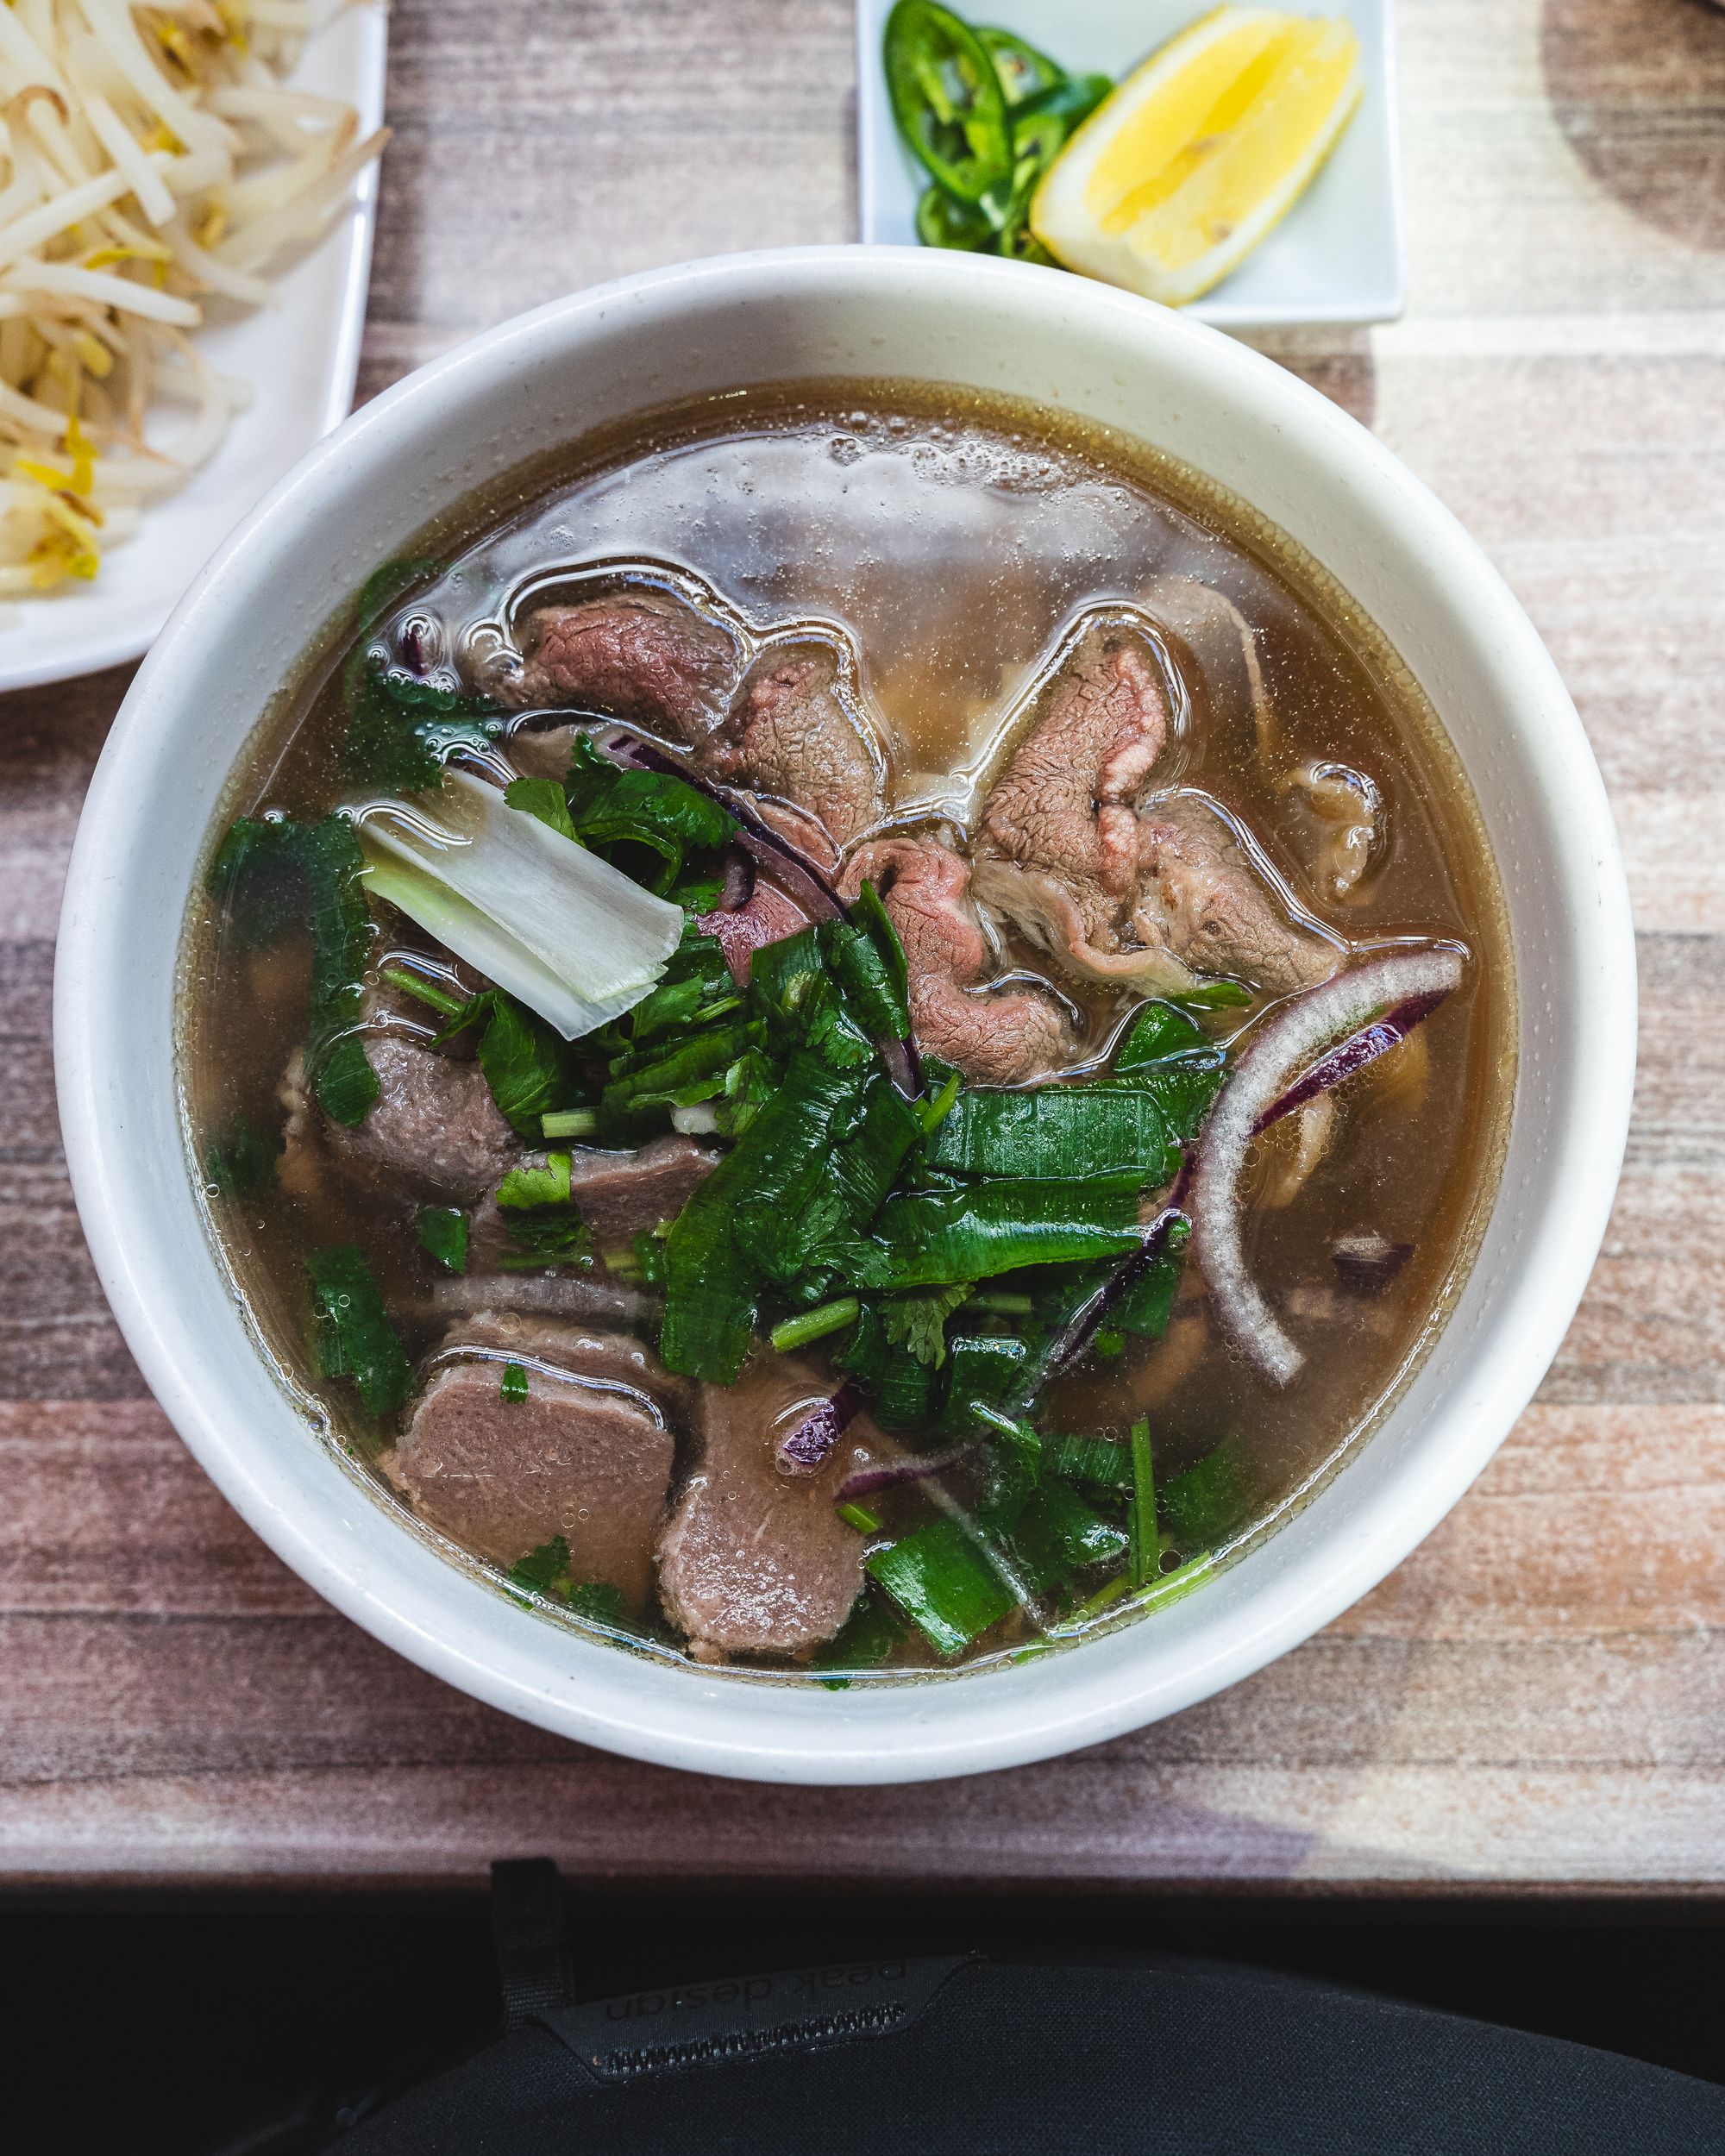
xmin=5 ymin=0 xmax=1724 ymax=1888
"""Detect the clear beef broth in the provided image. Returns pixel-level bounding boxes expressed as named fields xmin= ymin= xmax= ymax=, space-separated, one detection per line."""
xmin=185 ymin=380 xmax=1511 ymax=1680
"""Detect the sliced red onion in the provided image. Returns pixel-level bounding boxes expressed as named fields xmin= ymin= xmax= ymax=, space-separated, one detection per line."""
xmin=1333 ymin=1232 xmax=1414 ymax=1293
xmin=1190 ymin=946 xmax=1465 ymax=1388
xmin=593 ymin=727 xmax=849 ymax=920
xmin=775 ymin=1379 xmax=864 ymax=1476
xmin=717 ymin=846 xmax=756 ymax=912
xmin=836 ymin=1440 xmax=974 ymax=1501
xmin=1016 ymin=1199 xmax=1188 ymax=1408
xmin=876 ymin=1031 xmax=923 ymax=1100
xmin=1258 ymin=992 xmax=1446 ymax=1131
xmin=398 ymin=613 xmax=436 ymax=675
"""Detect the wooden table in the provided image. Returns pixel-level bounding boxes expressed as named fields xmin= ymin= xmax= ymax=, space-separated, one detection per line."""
xmin=5 ymin=0 xmax=1723 ymax=1890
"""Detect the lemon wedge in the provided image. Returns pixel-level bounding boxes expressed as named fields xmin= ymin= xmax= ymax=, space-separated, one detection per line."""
xmin=1030 ymin=7 xmax=1363 ymax=307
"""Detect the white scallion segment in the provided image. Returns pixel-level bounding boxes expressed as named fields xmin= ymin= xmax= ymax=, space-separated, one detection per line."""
xmin=1189 ymin=946 xmax=1465 ymax=1388
xmin=356 ymin=854 xmax=630 ymax=1041
xmin=354 ymin=771 xmax=683 ymax=1041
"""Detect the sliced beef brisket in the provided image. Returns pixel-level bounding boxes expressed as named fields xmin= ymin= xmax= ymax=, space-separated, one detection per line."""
xmin=386 ymin=1318 xmax=683 ymax=1605
xmin=656 ymin=1352 xmax=882 ymax=1658
xmin=286 ymin=1033 xmax=521 ymax=1206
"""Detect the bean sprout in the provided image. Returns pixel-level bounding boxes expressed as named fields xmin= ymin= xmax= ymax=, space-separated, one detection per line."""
xmin=0 ymin=0 xmax=385 ymax=595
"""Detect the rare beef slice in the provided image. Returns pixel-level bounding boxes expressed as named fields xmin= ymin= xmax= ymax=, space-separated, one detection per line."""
xmin=843 ymin=836 xmax=1079 ymax=1084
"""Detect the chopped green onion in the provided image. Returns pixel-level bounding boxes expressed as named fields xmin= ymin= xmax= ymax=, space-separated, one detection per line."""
xmin=1044 ymin=1432 xmax=1132 ymax=1491
xmin=836 ymin=1302 xmax=938 ymax=1431
xmin=866 ymin=1519 xmax=1017 ymax=1656
xmin=1148 ymin=1551 xmax=1215 ymax=1606
xmin=500 ymin=1362 xmax=530 ymax=1403
xmin=813 ymin=1589 xmax=905 ymax=1683
xmin=837 ymin=1501 xmax=882 ymax=1534
xmin=1162 ymin=1439 xmax=1252 ymax=1548
xmin=1170 ymin=979 xmax=1252 ymax=1012
xmin=771 ymin=1297 xmax=861 ymax=1354
xmin=919 ymin=1066 xmax=962 ymax=1134
xmin=925 ymin=1081 xmax=1182 ymax=1182
xmin=971 ymin=1402 xmax=1042 ymax=1531
xmin=1113 ymin=998 xmax=1215 ymax=1069
xmin=1056 ymin=1551 xmax=1217 ymax=1637
xmin=380 ymin=963 xmax=467 ymax=1020
xmin=939 ymin=1333 xmax=1032 ymax=1434
xmin=819 ymin=913 xmax=912 ymax=1041
xmin=1128 ymin=1417 xmax=1157 ymax=1590
xmin=1072 ymin=1571 xmax=1131 ymax=1622
xmin=542 ymin=1107 xmax=598 ymax=1139
xmin=1006 ymin=1481 xmax=1127 ymax=1595
xmin=970 ymin=1289 xmax=1033 ymax=1316
xmin=851 ymin=1174 xmax=1148 ymax=1289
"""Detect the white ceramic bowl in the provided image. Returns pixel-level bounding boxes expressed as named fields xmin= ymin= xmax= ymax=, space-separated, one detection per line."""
xmin=55 ymin=248 xmax=1634 ymax=1786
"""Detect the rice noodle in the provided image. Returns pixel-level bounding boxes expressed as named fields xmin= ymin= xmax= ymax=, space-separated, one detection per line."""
xmin=0 ymin=0 xmax=385 ymax=595
xmin=1189 ymin=946 xmax=1465 ymax=1387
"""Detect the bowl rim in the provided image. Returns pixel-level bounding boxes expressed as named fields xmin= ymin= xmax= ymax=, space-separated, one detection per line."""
xmin=54 ymin=245 xmax=1636 ymax=1785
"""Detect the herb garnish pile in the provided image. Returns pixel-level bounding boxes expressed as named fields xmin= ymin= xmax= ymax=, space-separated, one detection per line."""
xmin=206 ymin=650 xmax=1256 ymax=1666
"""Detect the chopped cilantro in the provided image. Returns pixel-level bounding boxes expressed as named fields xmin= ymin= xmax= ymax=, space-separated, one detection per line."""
xmin=414 ymin=1206 xmax=468 ymax=1274
xmin=505 ymin=1537 xmax=624 ymax=1626
xmin=304 ymin=1245 xmax=411 ymax=1415
xmin=494 ymin=1151 xmax=588 ymax=1269
xmin=204 ymin=1112 xmax=282 ymax=1199
xmin=436 ymin=987 xmax=576 ymax=1140
xmin=566 ymin=1581 xmax=625 ymax=1624
xmin=497 ymin=1155 xmax=574 ymax=1210
xmin=880 ymin=1282 xmax=973 ymax=1369
xmin=504 ymin=774 xmax=579 ymax=843
xmin=560 ymin=731 xmax=736 ymax=893
xmin=508 ymin=1534 xmax=569 ymax=1595
xmin=207 ymin=812 xmax=378 ymax=1125
xmin=343 ymin=655 xmax=501 ymax=793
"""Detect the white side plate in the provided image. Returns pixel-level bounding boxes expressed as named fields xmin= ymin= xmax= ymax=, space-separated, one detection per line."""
xmin=0 ymin=2 xmax=387 ymax=693
xmin=856 ymin=0 xmax=1404 ymax=329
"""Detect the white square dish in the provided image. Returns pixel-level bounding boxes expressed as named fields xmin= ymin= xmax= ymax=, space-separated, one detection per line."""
xmin=855 ymin=0 xmax=1405 ymax=328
